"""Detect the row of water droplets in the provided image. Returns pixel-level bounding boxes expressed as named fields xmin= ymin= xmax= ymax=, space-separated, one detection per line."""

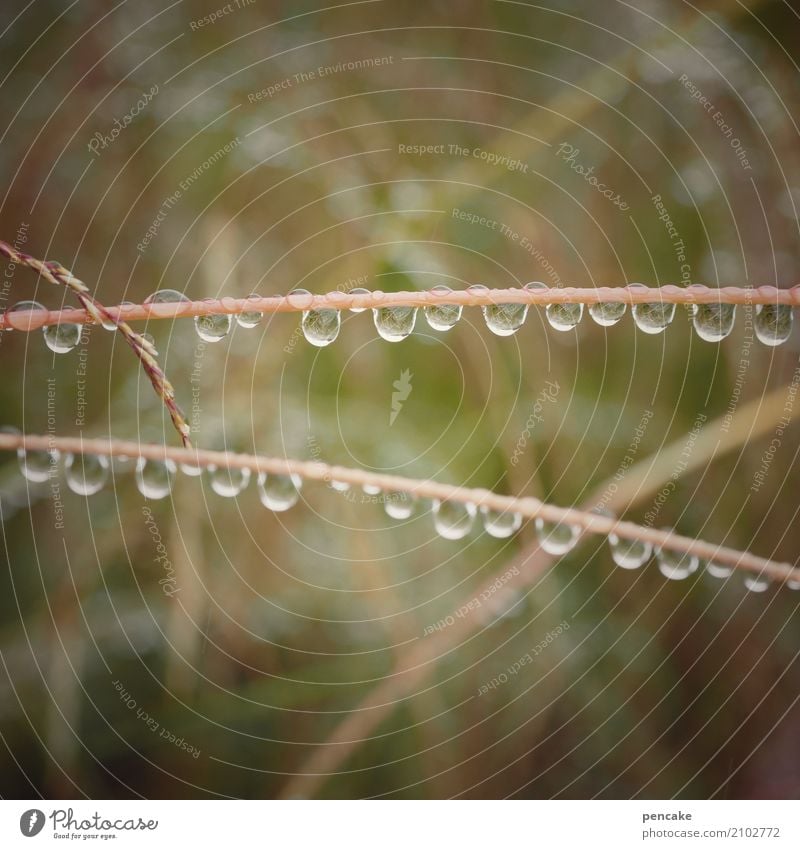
xmin=5 ymin=283 xmax=794 ymax=352
xmin=7 ymin=429 xmax=789 ymax=593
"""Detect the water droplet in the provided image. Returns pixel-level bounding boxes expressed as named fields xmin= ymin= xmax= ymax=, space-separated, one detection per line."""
xmin=329 ymin=479 xmax=351 ymax=492
xmin=481 ymin=505 xmax=522 ymax=538
xmin=744 ymin=575 xmax=770 ymax=592
xmin=257 ymin=471 xmax=301 ymax=511
xmin=471 ymin=284 xmax=527 ymax=336
xmin=7 ymin=300 xmax=46 ymax=330
xmin=43 ymin=322 xmax=81 ymax=353
xmin=65 ymin=452 xmax=109 ymax=495
xmin=424 ymin=285 xmax=462 ymax=331
xmin=546 ymin=301 xmax=583 ymax=332
xmin=656 ymin=535 xmax=699 ymax=580
xmin=432 ymin=499 xmax=476 ymax=540
xmin=385 ymin=491 xmax=415 ymax=519
xmin=786 ymin=579 xmax=800 ymax=591
xmin=608 ymin=531 xmax=652 ymax=569
xmin=194 ymin=312 xmax=232 ymax=343
xmin=693 ymin=303 xmax=736 ymax=342
xmin=706 ymin=562 xmax=733 ymax=579
xmin=535 ymin=517 xmax=580 ymax=555
xmin=207 ymin=464 xmax=250 ymax=497
xmin=348 ymin=287 xmax=370 ymax=313
xmin=362 ymin=483 xmax=381 ymax=495
xmin=631 ymin=284 xmax=675 ymax=334
xmin=179 ymin=462 xmax=203 ymax=477
xmin=140 ymin=332 xmax=157 ymax=353
xmin=145 ymin=289 xmax=189 ymax=304
xmin=754 ymin=303 xmax=792 ymax=346
xmin=18 ymin=444 xmax=59 ymax=483
xmin=373 ymin=306 xmax=417 ymax=342
xmin=589 ymin=301 xmax=627 ymax=327
xmin=135 ymin=457 xmax=176 ymax=500
xmin=236 ymin=295 xmax=263 ymax=328
xmin=302 ymin=306 xmax=341 ymax=346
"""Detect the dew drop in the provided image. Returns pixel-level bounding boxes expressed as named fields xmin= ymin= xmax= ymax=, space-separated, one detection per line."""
xmin=348 ymin=287 xmax=370 ymax=313
xmin=18 ymin=444 xmax=59 ymax=483
xmin=302 ymin=306 xmax=341 ymax=346
xmin=706 ymin=562 xmax=733 ymax=579
xmin=329 ymin=479 xmax=351 ymax=492
xmin=43 ymin=322 xmax=81 ymax=353
xmin=608 ymin=531 xmax=652 ymax=570
xmin=432 ymin=499 xmax=476 ymax=540
xmin=65 ymin=452 xmax=109 ymax=496
xmin=362 ymin=483 xmax=381 ymax=495
xmin=535 ymin=517 xmax=580 ymax=555
xmin=257 ymin=471 xmax=301 ymax=511
xmin=655 ymin=535 xmax=699 ymax=580
xmin=7 ymin=300 xmax=46 ymax=331
xmin=373 ymin=305 xmax=417 ymax=342
xmin=194 ymin=312 xmax=232 ymax=343
xmin=179 ymin=462 xmax=203 ymax=477
xmin=630 ymin=284 xmax=675 ymax=334
xmin=207 ymin=464 xmax=250 ymax=497
xmin=471 ymin=284 xmax=527 ymax=336
xmin=135 ymin=457 xmax=176 ymax=500
xmin=385 ymin=491 xmax=415 ymax=519
xmin=145 ymin=289 xmax=190 ymax=304
xmin=236 ymin=295 xmax=263 ymax=328
xmin=481 ymin=505 xmax=522 ymax=538
xmin=744 ymin=575 xmax=770 ymax=593
xmin=589 ymin=300 xmax=627 ymax=327
xmin=546 ymin=301 xmax=583 ymax=332
xmin=754 ymin=303 xmax=793 ymax=346
xmin=424 ymin=285 xmax=462 ymax=331
xmin=786 ymin=579 xmax=800 ymax=591
xmin=693 ymin=303 xmax=736 ymax=342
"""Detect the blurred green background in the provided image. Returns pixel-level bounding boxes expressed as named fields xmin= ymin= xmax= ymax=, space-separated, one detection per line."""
xmin=1 ymin=0 xmax=799 ymax=799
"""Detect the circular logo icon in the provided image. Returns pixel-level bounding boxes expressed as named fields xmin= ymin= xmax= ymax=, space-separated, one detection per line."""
xmin=19 ymin=810 xmax=45 ymax=837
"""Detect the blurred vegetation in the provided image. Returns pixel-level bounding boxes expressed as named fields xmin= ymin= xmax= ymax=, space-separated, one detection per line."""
xmin=1 ymin=0 xmax=799 ymax=799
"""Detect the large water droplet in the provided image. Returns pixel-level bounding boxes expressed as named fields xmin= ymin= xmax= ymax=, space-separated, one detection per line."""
xmin=65 ymin=452 xmax=109 ymax=496
xmin=385 ymin=491 xmax=415 ymax=519
xmin=631 ymin=284 xmax=675 ymax=334
xmin=693 ymin=303 xmax=736 ymax=342
xmin=432 ymin=499 xmax=476 ymax=540
xmin=744 ymin=574 xmax=770 ymax=592
xmin=7 ymin=300 xmax=46 ymax=331
xmin=194 ymin=312 xmax=232 ymax=343
xmin=145 ymin=289 xmax=190 ymax=304
xmin=424 ymin=285 xmax=462 ymax=331
xmin=135 ymin=457 xmax=176 ymax=500
xmin=373 ymin=306 xmax=417 ymax=342
xmin=609 ymin=531 xmax=652 ymax=570
xmin=706 ymin=562 xmax=733 ymax=579
xmin=43 ymin=322 xmax=81 ymax=353
xmin=546 ymin=301 xmax=583 ymax=332
xmin=302 ymin=305 xmax=341 ymax=346
xmin=179 ymin=462 xmax=203 ymax=477
xmin=257 ymin=471 xmax=301 ymax=511
xmin=348 ymin=287 xmax=370 ymax=313
xmin=589 ymin=300 xmax=627 ymax=327
xmin=18 ymin=444 xmax=59 ymax=483
xmin=754 ymin=303 xmax=793 ymax=346
xmin=207 ymin=464 xmax=250 ymax=497
xmin=535 ymin=517 xmax=580 ymax=555
xmin=656 ymin=536 xmax=699 ymax=580
xmin=481 ymin=505 xmax=522 ymax=538
xmin=236 ymin=295 xmax=263 ymax=328
xmin=471 ymin=284 xmax=527 ymax=336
